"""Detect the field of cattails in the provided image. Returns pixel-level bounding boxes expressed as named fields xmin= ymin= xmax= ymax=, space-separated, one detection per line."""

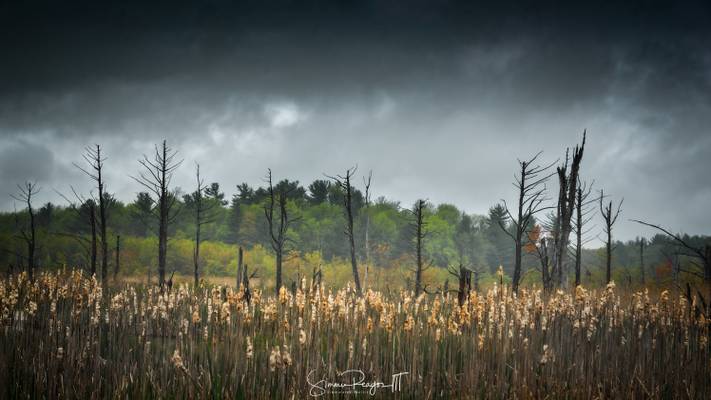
xmin=1 ymin=271 xmax=709 ymax=399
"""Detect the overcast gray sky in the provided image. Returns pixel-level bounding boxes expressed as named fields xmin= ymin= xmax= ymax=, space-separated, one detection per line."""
xmin=1 ymin=1 xmax=710 ymax=243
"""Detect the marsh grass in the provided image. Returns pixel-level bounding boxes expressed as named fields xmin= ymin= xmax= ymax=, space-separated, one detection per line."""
xmin=0 ymin=271 xmax=709 ymax=399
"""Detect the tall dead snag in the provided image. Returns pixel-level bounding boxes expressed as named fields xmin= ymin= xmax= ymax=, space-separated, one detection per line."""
xmin=186 ymin=164 xmax=216 ymax=286
xmin=362 ymin=171 xmax=373 ymax=289
xmin=89 ymin=201 xmax=97 ymax=276
xmin=639 ymin=238 xmax=646 ymax=285
xmin=114 ymin=235 xmax=120 ymax=280
xmin=264 ymin=169 xmax=297 ymax=294
xmin=409 ymin=199 xmax=429 ymax=296
xmin=500 ymin=152 xmax=555 ymax=293
xmin=132 ymin=140 xmax=182 ymax=287
xmin=74 ymin=144 xmax=109 ymax=289
xmin=599 ymin=189 xmax=623 ymax=284
xmin=552 ymin=131 xmax=586 ymax=288
xmin=632 ymin=219 xmax=711 ymax=312
xmin=11 ymin=182 xmax=40 ymax=280
xmin=328 ymin=167 xmax=362 ymax=295
xmin=448 ymin=264 xmax=472 ymax=307
xmin=572 ymin=180 xmax=596 ymax=287
xmin=538 ymin=237 xmax=553 ymax=291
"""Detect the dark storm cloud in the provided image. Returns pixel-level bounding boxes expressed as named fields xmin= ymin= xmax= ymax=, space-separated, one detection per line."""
xmin=1 ymin=0 xmax=710 ymax=242
xmin=0 ymin=140 xmax=55 ymax=184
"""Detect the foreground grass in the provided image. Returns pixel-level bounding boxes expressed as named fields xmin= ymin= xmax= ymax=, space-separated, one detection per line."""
xmin=0 ymin=271 xmax=709 ymax=399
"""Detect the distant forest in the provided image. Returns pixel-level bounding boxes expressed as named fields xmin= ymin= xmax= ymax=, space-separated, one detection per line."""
xmin=2 ymin=137 xmax=710 ymax=293
xmin=0 ymin=173 xmax=708 ymax=285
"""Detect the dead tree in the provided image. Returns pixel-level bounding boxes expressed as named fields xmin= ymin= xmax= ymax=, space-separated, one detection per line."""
xmin=500 ymin=152 xmax=555 ymax=293
xmin=74 ymin=145 xmax=109 ymax=288
xmin=236 ymin=246 xmax=244 ymax=288
xmin=599 ymin=189 xmax=623 ymax=284
xmin=639 ymin=237 xmax=646 ymax=285
xmin=410 ymin=199 xmax=429 ymax=296
xmin=572 ymin=179 xmax=596 ymax=287
xmin=114 ymin=235 xmax=120 ymax=280
xmin=311 ymin=264 xmax=323 ymax=290
xmin=56 ymin=189 xmax=97 ymax=275
xmin=328 ymin=167 xmax=362 ymax=295
xmin=132 ymin=140 xmax=182 ymax=287
xmin=538 ymin=237 xmax=553 ymax=291
xmin=264 ymin=169 xmax=297 ymax=294
xmin=526 ymin=223 xmax=554 ymax=291
xmin=188 ymin=164 xmax=216 ymax=286
xmin=89 ymin=201 xmax=97 ymax=276
xmin=632 ymin=219 xmax=711 ymax=311
xmin=242 ymin=264 xmax=252 ymax=305
xmin=448 ymin=264 xmax=472 ymax=306
xmin=11 ymin=182 xmax=40 ymax=280
xmin=362 ymin=170 xmax=373 ymax=289
xmin=552 ymin=131 xmax=586 ymax=288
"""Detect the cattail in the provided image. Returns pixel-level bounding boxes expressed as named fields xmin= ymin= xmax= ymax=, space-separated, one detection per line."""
xmin=403 ymin=314 xmax=414 ymax=332
xmin=246 ymin=337 xmax=254 ymax=359
xmin=171 ymin=349 xmax=186 ymax=371
xmin=269 ymin=346 xmax=281 ymax=371
xmin=282 ymin=345 xmax=292 ymax=367
xmin=221 ymin=301 xmax=231 ymax=323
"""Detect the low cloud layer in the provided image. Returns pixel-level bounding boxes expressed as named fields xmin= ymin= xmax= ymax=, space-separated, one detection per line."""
xmin=1 ymin=1 xmax=710 ymax=243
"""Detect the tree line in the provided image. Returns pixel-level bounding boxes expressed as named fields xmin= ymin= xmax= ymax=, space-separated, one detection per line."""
xmin=2 ymin=136 xmax=709 ymax=299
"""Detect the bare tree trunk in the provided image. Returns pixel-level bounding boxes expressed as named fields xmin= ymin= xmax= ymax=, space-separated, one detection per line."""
xmin=242 ymin=264 xmax=251 ymax=305
xmin=276 ymin=247 xmax=283 ymax=292
xmin=605 ymin=226 xmax=612 ymax=283
xmin=600 ymin=189 xmax=623 ymax=284
xmin=74 ymin=145 xmax=108 ymax=288
xmin=329 ymin=167 xmax=362 ymax=295
xmin=189 ymin=164 xmax=216 ymax=287
xmin=540 ymin=238 xmax=551 ymax=291
xmin=194 ymin=215 xmax=201 ymax=286
xmin=344 ymin=172 xmax=361 ymax=294
xmin=639 ymin=238 xmax=645 ymax=286
xmin=158 ymin=183 xmax=168 ymax=286
xmin=363 ymin=171 xmax=372 ymax=289
xmin=553 ymin=132 xmax=586 ymax=288
xmin=97 ymin=147 xmax=108 ymax=290
xmin=574 ymin=188 xmax=582 ymax=286
xmin=12 ymin=183 xmax=40 ymax=280
xmin=27 ymin=194 xmax=36 ymax=281
xmin=456 ymin=264 xmax=472 ymax=306
xmin=236 ymin=246 xmax=244 ymax=288
xmin=412 ymin=199 xmax=427 ymax=296
xmin=132 ymin=140 xmax=182 ymax=288
xmin=114 ymin=235 xmax=120 ymax=280
xmin=90 ymin=203 xmax=97 ymax=277
xmin=500 ymin=153 xmax=555 ymax=293
xmin=513 ymin=162 xmax=525 ymax=293
xmin=264 ymin=169 xmax=297 ymax=294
